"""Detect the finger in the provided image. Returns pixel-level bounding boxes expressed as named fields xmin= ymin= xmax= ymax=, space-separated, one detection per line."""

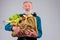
xmin=27 ymin=35 xmax=31 ymax=37
xmin=31 ymin=29 xmax=35 ymax=32
xmin=26 ymin=29 xmax=31 ymax=33
xmin=25 ymin=31 xmax=29 ymax=35
xmin=12 ymin=27 xmax=17 ymax=31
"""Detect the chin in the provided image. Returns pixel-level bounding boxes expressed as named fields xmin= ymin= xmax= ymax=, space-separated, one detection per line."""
xmin=25 ymin=11 xmax=30 ymax=12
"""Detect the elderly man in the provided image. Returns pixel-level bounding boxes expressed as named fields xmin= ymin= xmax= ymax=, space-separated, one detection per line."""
xmin=5 ymin=1 xmax=42 ymax=40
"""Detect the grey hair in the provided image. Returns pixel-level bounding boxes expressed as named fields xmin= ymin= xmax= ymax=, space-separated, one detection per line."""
xmin=23 ymin=1 xmax=32 ymax=4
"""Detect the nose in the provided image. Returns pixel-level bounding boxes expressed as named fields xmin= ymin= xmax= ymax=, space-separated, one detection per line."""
xmin=26 ymin=6 xmax=29 ymax=9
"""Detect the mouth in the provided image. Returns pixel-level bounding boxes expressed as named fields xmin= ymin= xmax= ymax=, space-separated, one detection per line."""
xmin=26 ymin=9 xmax=30 ymax=11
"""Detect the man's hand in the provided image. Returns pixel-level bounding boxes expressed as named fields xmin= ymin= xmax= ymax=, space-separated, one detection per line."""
xmin=12 ymin=26 xmax=22 ymax=34
xmin=25 ymin=29 xmax=38 ymax=37
xmin=12 ymin=26 xmax=20 ymax=34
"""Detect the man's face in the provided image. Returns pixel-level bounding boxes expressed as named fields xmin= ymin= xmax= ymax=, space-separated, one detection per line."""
xmin=23 ymin=2 xmax=32 ymax=12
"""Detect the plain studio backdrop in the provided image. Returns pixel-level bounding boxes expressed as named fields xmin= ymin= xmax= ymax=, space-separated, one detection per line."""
xmin=0 ymin=0 xmax=60 ymax=40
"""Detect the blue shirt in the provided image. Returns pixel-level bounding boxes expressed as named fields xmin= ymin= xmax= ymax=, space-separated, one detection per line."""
xmin=5 ymin=13 xmax=42 ymax=38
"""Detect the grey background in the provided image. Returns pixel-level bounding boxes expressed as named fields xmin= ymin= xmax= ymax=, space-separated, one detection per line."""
xmin=0 ymin=0 xmax=60 ymax=40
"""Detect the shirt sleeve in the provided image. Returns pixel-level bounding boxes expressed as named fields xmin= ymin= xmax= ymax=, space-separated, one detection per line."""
xmin=5 ymin=23 xmax=12 ymax=31
xmin=36 ymin=16 xmax=42 ymax=38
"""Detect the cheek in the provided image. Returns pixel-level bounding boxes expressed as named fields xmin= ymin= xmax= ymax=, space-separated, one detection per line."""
xmin=30 ymin=7 xmax=32 ymax=10
xmin=23 ymin=7 xmax=26 ymax=10
xmin=23 ymin=7 xmax=27 ymax=9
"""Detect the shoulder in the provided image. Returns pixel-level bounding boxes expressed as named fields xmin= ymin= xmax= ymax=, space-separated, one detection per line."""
xmin=32 ymin=12 xmax=41 ymax=20
xmin=36 ymin=16 xmax=41 ymax=20
xmin=32 ymin=12 xmax=41 ymax=19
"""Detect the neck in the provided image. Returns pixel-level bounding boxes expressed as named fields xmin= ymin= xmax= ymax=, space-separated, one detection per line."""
xmin=25 ymin=11 xmax=31 ymax=15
